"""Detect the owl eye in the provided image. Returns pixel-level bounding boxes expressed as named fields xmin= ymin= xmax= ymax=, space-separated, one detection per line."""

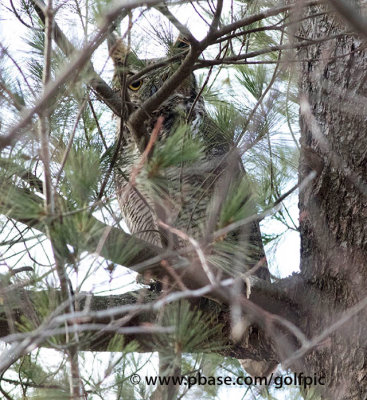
xmin=128 ymin=80 xmax=143 ymax=91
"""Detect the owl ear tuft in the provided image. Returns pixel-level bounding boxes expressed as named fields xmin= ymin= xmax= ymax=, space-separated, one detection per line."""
xmin=174 ymin=34 xmax=190 ymax=49
xmin=108 ymin=32 xmax=128 ymax=64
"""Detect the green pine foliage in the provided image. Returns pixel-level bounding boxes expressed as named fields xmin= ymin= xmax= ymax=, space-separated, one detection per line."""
xmin=13 ymin=353 xmax=69 ymax=398
xmin=217 ymin=177 xmax=255 ymax=229
xmin=153 ymin=301 xmax=225 ymax=356
xmin=61 ymin=140 xmax=102 ymax=206
xmin=140 ymin=124 xmax=204 ymax=201
xmin=0 ymin=1 xmax=308 ymax=399
xmin=148 ymin=125 xmax=203 ymax=173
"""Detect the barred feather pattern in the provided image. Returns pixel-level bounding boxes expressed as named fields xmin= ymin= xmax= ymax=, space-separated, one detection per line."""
xmin=114 ymin=130 xmax=162 ymax=246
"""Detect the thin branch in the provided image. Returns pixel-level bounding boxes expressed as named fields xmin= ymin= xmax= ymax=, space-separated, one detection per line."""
xmin=214 ymin=24 xmax=285 ymax=45
xmin=282 ymin=294 xmax=367 ymax=368
xmin=212 ymin=171 xmax=316 ymax=241
xmin=209 ymin=1 xmax=323 ymax=41
xmin=55 ymin=98 xmax=88 ymax=184
xmin=125 ymin=53 xmax=187 ymax=85
xmin=157 ymin=220 xmax=217 ymax=286
xmin=0 ymin=43 xmax=36 ymax=98
xmin=196 ymin=32 xmax=352 ymax=69
xmin=9 ymin=0 xmax=43 ymax=31
xmin=208 ymin=0 xmax=223 ymax=35
xmin=155 ymin=4 xmax=199 ymax=45
xmin=87 ymin=96 xmax=108 ymax=150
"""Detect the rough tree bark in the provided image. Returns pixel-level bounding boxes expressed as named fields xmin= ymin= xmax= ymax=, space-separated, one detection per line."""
xmin=296 ymin=3 xmax=367 ymax=398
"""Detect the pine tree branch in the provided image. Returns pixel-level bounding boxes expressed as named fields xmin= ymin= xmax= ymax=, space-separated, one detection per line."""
xmin=32 ymin=0 xmax=122 ymax=116
xmin=195 ymin=32 xmax=352 ymax=68
xmin=0 ymin=181 xmax=162 ymax=268
xmin=208 ymin=1 xmax=323 ymax=41
xmin=0 ymin=179 xmax=232 ymax=299
xmin=0 ymin=280 xmax=300 ymax=357
xmin=0 ymin=184 xmax=307 ymax=367
xmin=0 ymin=0 xmax=163 ymax=150
xmin=0 ymin=177 xmax=303 ymax=349
xmin=1 ymin=164 xmax=313 ymax=301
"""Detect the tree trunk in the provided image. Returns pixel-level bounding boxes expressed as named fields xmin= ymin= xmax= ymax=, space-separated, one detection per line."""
xmin=296 ymin=3 xmax=367 ymax=398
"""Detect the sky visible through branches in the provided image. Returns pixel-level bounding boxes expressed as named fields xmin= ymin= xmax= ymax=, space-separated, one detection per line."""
xmin=0 ymin=1 xmax=302 ymax=399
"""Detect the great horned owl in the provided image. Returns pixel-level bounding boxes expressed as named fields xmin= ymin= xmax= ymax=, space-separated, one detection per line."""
xmin=109 ymin=32 xmax=274 ymax=377
xmin=108 ymin=33 xmax=269 ymax=282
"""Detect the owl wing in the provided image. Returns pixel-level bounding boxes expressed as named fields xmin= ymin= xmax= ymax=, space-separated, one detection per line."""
xmin=168 ymin=112 xmax=270 ymax=281
xmin=114 ymin=125 xmax=163 ymax=247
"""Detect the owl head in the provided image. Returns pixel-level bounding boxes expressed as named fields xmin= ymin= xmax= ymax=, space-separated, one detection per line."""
xmin=108 ymin=33 xmax=201 ymax=133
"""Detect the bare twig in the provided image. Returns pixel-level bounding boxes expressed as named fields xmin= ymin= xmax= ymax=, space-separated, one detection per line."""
xmin=130 ymin=116 xmax=163 ymax=186
xmin=196 ymin=32 xmax=352 ymax=69
xmin=0 ymin=43 xmax=36 ymax=98
xmin=282 ymin=294 xmax=367 ymax=368
xmin=9 ymin=0 xmax=42 ymax=31
xmin=55 ymin=98 xmax=88 ymax=184
xmin=157 ymin=220 xmax=217 ymax=286
xmin=212 ymin=171 xmax=316 ymax=240
xmin=208 ymin=0 xmax=223 ymax=35
xmin=155 ymin=4 xmax=199 ymax=45
xmin=209 ymin=1 xmax=323 ymax=41
xmin=87 ymin=97 xmax=108 ymax=150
